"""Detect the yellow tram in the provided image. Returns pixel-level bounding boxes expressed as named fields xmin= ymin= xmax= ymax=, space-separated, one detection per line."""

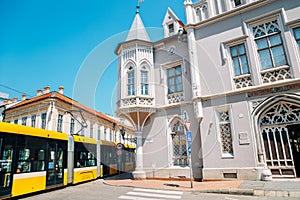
xmin=0 ymin=122 xmax=135 ymax=199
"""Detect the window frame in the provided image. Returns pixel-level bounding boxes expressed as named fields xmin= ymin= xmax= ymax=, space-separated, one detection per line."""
xmin=70 ymin=118 xmax=75 ymax=134
xmin=250 ymin=17 xmax=288 ymax=70
xmin=229 ymin=43 xmax=250 ymax=76
xmin=57 ymin=114 xmax=63 ymax=132
xmin=31 ymin=115 xmax=36 ymax=128
xmin=215 ymin=106 xmax=235 ymax=158
xmin=141 ymin=70 xmax=149 ymax=95
xmin=293 ymin=27 xmax=300 ymax=50
xmin=167 ymin=65 xmax=183 ymax=94
xmin=90 ymin=124 xmax=93 ymax=138
xmin=21 ymin=116 xmax=27 ymax=126
xmin=41 ymin=113 xmax=47 ymax=129
xmin=127 ymin=67 xmax=135 ymax=96
xmin=168 ymin=23 xmax=174 ymax=34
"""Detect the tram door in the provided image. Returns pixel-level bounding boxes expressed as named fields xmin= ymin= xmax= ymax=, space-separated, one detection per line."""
xmin=46 ymin=142 xmax=64 ymax=187
xmin=0 ymin=137 xmax=14 ymax=198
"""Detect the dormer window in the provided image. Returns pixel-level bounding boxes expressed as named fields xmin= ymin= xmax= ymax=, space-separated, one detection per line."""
xmin=234 ymin=0 xmax=242 ymax=7
xmin=127 ymin=66 xmax=135 ymax=96
xmin=168 ymin=23 xmax=174 ymax=34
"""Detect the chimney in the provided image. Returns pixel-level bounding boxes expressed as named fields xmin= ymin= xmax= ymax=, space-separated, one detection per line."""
xmin=22 ymin=94 xmax=26 ymax=101
xmin=37 ymin=89 xmax=42 ymax=96
xmin=58 ymin=86 xmax=64 ymax=94
xmin=44 ymin=86 xmax=50 ymax=94
xmin=7 ymin=99 xmax=12 ymax=104
xmin=13 ymin=97 xmax=18 ymax=103
xmin=3 ymin=100 xmax=8 ymax=105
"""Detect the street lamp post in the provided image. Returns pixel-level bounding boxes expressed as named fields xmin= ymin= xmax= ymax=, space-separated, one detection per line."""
xmin=184 ymin=121 xmax=193 ymax=188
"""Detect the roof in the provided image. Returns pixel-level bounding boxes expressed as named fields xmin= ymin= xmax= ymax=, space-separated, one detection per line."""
xmin=126 ymin=12 xmax=150 ymax=42
xmin=5 ymin=91 xmax=134 ymax=131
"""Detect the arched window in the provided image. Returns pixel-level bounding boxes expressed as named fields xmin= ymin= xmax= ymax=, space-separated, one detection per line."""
xmin=127 ymin=66 xmax=135 ymax=96
xmin=141 ymin=66 xmax=149 ymax=95
xmin=171 ymin=121 xmax=187 ymax=166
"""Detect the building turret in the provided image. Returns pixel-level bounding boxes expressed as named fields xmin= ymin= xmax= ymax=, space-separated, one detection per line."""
xmin=115 ymin=7 xmax=155 ymax=179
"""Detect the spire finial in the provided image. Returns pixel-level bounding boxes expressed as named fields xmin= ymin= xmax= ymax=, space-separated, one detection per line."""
xmin=136 ymin=0 xmax=144 ymax=14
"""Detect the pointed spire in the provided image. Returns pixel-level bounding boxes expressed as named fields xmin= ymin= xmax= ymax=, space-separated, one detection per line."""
xmin=126 ymin=8 xmax=150 ymax=42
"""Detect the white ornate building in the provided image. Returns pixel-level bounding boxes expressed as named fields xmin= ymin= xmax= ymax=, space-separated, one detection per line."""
xmin=116 ymin=0 xmax=300 ymax=180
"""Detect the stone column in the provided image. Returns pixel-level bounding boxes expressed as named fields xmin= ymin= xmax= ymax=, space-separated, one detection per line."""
xmin=132 ymin=131 xmax=146 ymax=179
xmin=186 ymin=27 xmax=203 ymax=119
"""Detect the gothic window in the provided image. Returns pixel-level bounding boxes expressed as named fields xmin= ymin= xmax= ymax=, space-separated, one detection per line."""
xmin=294 ymin=27 xmax=300 ymax=50
xmin=141 ymin=67 xmax=149 ymax=95
xmin=230 ymin=44 xmax=250 ymax=76
xmin=196 ymin=4 xmax=208 ymax=22
xmin=167 ymin=66 xmax=183 ymax=94
xmin=252 ymin=20 xmax=287 ymax=70
xmin=171 ymin=121 xmax=187 ymax=166
xmin=127 ymin=66 xmax=135 ymax=96
xmin=57 ymin=114 xmax=63 ymax=132
xmin=217 ymin=110 xmax=234 ymax=157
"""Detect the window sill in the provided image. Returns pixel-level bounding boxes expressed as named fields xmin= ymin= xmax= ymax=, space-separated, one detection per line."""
xmin=260 ymin=65 xmax=289 ymax=74
xmin=222 ymin=153 xmax=234 ymax=159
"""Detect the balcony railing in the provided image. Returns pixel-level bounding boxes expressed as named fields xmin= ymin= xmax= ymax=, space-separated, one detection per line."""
xmin=119 ymin=96 xmax=154 ymax=108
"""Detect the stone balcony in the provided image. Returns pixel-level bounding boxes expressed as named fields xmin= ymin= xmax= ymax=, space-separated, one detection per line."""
xmin=117 ymin=96 xmax=155 ymax=113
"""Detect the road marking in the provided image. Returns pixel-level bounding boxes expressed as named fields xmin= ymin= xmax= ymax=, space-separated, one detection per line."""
xmin=133 ymin=188 xmax=183 ymax=195
xmin=118 ymin=188 xmax=183 ymax=200
xmin=126 ymin=192 xmax=181 ymax=199
xmin=118 ymin=195 xmax=166 ymax=200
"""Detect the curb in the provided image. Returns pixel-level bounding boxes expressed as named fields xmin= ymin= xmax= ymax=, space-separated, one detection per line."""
xmin=197 ymin=188 xmax=254 ymax=196
xmin=102 ymin=180 xmax=300 ymax=198
xmin=253 ymin=189 xmax=300 ymax=198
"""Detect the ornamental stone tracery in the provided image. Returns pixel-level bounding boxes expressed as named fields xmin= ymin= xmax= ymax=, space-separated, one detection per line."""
xmin=252 ymin=20 xmax=280 ymax=39
xmin=260 ymin=102 xmax=300 ymax=126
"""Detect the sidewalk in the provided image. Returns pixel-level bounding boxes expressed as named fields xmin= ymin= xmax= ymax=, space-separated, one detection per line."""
xmin=103 ymin=173 xmax=300 ymax=198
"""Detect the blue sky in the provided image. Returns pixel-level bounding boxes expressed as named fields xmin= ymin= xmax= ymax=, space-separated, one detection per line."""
xmin=0 ymin=0 xmax=186 ymax=116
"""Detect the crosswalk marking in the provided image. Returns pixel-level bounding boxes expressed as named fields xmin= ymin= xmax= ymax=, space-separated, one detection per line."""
xmin=126 ymin=191 xmax=181 ymax=199
xmin=118 ymin=188 xmax=183 ymax=200
xmin=118 ymin=195 xmax=166 ymax=200
xmin=133 ymin=188 xmax=183 ymax=195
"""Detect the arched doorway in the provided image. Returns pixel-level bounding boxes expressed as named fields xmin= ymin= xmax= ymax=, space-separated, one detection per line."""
xmin=256 ymin=96 xmax=300 ymax=178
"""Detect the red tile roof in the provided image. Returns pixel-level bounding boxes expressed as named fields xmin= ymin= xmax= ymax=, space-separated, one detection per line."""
xmin=6 ymin=92 xmax=133 ymax=130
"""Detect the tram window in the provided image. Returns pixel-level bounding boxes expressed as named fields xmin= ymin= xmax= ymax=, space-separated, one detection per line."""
xmin=87 ymin=152 xmax=96 ymax=166
xmin=30 ymin=148 xmax=45 ymax=172
xmin=0 ymin=144 xmax=13 ymax=188
xmin=17 ymin=148 xmax=31 ymax=173
xmin=1 ymin=145 xmax=13 ymax=172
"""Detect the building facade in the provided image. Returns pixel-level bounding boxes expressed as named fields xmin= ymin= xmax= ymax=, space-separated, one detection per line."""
xmin=3 ymin=86 xmax=135 ymax=147
xmin=116 ymin=0 xmax=300 ymax=180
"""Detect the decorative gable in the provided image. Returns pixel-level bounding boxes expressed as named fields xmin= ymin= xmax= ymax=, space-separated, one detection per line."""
xmin=162 ymin=7 xmax=182 ymax=38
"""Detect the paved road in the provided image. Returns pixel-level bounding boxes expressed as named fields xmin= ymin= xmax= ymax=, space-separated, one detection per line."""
xmin=19 ymin=179 xmax=299 ymax=200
